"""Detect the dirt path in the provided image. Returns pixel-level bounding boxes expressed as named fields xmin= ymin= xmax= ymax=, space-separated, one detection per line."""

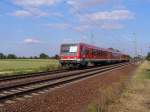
xmin=108 ymin=61 xmax=150 ymax=112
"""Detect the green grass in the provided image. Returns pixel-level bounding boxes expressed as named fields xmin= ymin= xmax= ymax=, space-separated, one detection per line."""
xmin=0 ymin=59 xmax=60 ymax=76
xmin=145 ymin=69 xmax=150 ymax=79
xmin=106 ymin=61 xmax=150 ymax=112
xmin=140 ymin=61 xmax=150 ymax=79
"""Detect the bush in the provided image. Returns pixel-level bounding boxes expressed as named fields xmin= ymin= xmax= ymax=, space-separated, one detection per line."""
xmin=0 ymin=53 xmax=6 ymax=59
xmin=7 ymin=54 xmax=17 ymax=59
xmin=39 ymin=53 xmax=49 ymax=59
xmin=146 ymin=52 xmax=150 ymax=61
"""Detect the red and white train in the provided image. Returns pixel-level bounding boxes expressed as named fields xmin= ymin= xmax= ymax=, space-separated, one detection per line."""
xmin=59 ymin=43 xmax=130 ymax=67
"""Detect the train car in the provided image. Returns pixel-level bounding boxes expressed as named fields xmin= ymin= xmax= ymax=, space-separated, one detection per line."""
xmin=59 ymin=43 xmax=129 ymax=67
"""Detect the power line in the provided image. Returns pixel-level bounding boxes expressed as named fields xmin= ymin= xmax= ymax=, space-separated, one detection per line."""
xmin=69 ymin=6 xmax=102 ymax=44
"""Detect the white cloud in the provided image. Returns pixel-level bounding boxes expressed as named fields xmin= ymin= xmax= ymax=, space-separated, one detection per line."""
xmin=49 ymin=12 xmax=63 ymax=17
xmin=24 ymin=38 xmax=41 ymax=44
xmin=73 ymin=25 xmax=90 ymax=32
xmin=47 ymin=23 xmax=91 ymax=32
xmin=62 ymin=35 xmax=89 ymax=44
xmin=66 ymin=1 xmax=135 ymax=31
xmin=62 ymin=38 xmax=74 ymax=43
xmin=67 ymin=0 xmax=109 ymax=11
xmin=11 ymin=10 xmax=32 ymax=17
xmin=11 ymin=9 xmax=48 ymax=17
xmin=12 ymin=0 xmax=63 ymax=17
xmin=13 ymin=0 xmax=61 ymax=7
xmin=100 ymin=23 xmax=124 ymax=30
xmin=79 ymin=10 xmax=134 ymax=22
xmin=11 ymin=8 xmax=63 ymax=17
xmin=47 ymin=23 xmax=70 ymax=29
xmin=73 ymin=23 xmax=123 ymax=31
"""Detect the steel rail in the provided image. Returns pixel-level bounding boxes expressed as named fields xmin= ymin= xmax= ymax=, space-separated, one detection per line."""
xmin=0 ymin=63 xmax=128 ymax=91
xmin=0 ymin=62 xmax=127 ymax=82
xmin=0 ymin=69 xmax=70 ymax=82
xmin=0 ymin=63 xmax=129 ymax=102
xmin=0 ymin=66 xmax=98 ymax=82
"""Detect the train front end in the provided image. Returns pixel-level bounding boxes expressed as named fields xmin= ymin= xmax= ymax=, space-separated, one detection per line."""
xmin=59 ymin=43 xmax=81 ymax=67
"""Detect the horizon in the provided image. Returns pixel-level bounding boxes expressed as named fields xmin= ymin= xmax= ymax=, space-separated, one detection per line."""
xmin=0 ymin=0 xmax=150 ymax=57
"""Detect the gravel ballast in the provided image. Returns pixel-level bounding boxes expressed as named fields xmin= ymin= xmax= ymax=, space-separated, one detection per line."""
xmin=0 ymin=64 xmax=137 ymax=112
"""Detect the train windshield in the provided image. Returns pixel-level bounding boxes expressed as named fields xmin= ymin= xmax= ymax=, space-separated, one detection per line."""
xmin=61 ymin=45 xmax=78 ymax=56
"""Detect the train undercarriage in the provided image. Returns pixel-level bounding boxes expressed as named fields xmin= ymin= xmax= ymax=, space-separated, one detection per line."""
xmin=60 ymin=59 xmax=129 ymax=68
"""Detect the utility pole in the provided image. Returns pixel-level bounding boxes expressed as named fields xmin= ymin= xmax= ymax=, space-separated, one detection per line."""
xmin=133 ymin=33 xmax=138 ymax=58
xmin=90 ymin=32 xmax=95 ymax=45
xmin=140 ymin=48 xmax=143 ymax=56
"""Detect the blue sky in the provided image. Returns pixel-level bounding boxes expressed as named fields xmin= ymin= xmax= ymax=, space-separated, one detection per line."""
xmin=0 ymin=0 xmax=150 ymax=57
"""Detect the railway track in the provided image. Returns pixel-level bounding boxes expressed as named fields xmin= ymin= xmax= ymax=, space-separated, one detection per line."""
xmin=0 ymin=69 xmax=70 ymax=82
xmin=0 ymin=66 xmax=97 ymax=82
xmin=0 ymin=63 xmax=129 ymax=104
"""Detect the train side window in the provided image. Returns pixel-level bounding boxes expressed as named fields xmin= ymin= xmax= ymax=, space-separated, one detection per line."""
xmin=85 ymin=49 xmax=87 ymax=55
xmin=86 ymin=49 xmax=90 ymax=55
xmin=101 ymin=51 xmax=103 ymax=56
xmin=99 ymin=50 xmax=100 ymax=55
xmin=92 ymin=49 xmax=97 ymax=55
xmin=81 ymin=47 xmax=86 ymax=55
xmin=92 ymin=49 xmax=94 ymax=55
xmin=101 ymin=51 xmax=105 ymax=56
xmin=93 ymin=49 xmax=95 ymax=55
xmin=104 ymin=51 xmax=107 ymax=56
xmin=82 ymin=47 xmax=89 ymax=55
xmin=95 ymin=50 xmax=98 ymax=55
xmin=89 ymin=49 xmax=92 ymax=55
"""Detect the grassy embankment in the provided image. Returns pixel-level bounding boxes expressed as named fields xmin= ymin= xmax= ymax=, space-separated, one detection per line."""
xmin=108 ymin=61 xmax=150 ymax=112
xmin=0 ymin=59 xmax=60 ymax=76
xmin=87 ymin=61 xmax=150 ymax=112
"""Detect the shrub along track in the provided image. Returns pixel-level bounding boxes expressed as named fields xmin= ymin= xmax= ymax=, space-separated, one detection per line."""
xmin=0 ymin=63 xmax=128 ymax=104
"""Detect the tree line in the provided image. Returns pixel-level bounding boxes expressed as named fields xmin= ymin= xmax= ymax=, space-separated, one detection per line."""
xmin=0 ymin=53 xmax=59 ymax=59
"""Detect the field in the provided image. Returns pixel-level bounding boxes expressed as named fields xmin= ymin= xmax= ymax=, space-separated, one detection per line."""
xmin=0 ymin=59 xmax=60 ymax=76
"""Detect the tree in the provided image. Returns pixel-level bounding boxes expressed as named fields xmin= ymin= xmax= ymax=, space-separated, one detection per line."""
xmin=0 ymin=53 xmax=6 ymax=59
xmin=39 ymin=53 xmax=49 ymax=59
xmin=33 ymin=56 xmax=38 ymax=59
xmin=146 ymin=52 xmax=150 ymax=61
xmin=54 ymin=54 xmax=59 ymax=59
xmin=50 ymin=54 xmax=59 ymax=59
xmin=29 ymin=56 xmax=34 ymax=59
xmin=7 ymin=54 xmax=17 ymax=59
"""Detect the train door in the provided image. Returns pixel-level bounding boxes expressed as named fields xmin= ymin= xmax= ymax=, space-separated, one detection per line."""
xmin=107 ymin=52 xmax=111 ymax=61
xmin=80 ymin=46 xmax=86 ymax=59
xmin=80 ymin=46 xmax=88 ymax=66
xmin=99 ymin=50 xmax=103 ymax=60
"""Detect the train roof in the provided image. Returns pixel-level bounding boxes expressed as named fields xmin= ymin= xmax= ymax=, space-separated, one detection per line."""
xmin=61 ymin=43 xmax=128 ymax=56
